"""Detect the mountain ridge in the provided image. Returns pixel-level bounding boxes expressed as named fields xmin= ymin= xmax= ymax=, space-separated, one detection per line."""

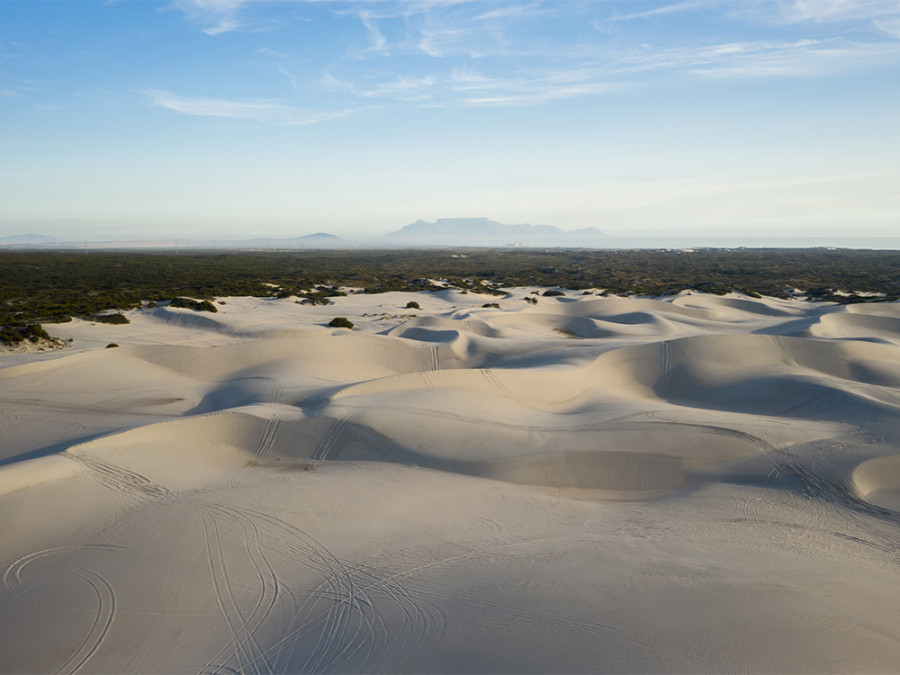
xmin=388 ymin=218 xmax=606 ymax=246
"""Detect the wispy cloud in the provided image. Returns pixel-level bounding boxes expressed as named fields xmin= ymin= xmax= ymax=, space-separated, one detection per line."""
xmin=779 ymin=0 xmax=900 ymax=24
xmin=144 ymin=88 xmax=281 ymax=118
xmin=601 ymin=0 xmax=721 ymax=27
xmin=690 ymin=38 xmax=900 ymax=77
xmin=321 ymin=65 xmax=624 ymax=108
xmin=358 ymin=12 xmax=388 ymax=54
xmin=318 ymin=33 xmax=898 ymax=110
xmin=143 ymin=89 xmax=359 ymax=124
xmin=600 ymin=37 xmax=900 ymax=79
xmin=164 ymin=0 xmax=900 ymax=116
xmin=874 ymin=17 xmax=900 ymax=38
xmin=601 ymin=0 xmax=900 ymax=27
xmin=172 ymin=0 xmax=248 ymax=35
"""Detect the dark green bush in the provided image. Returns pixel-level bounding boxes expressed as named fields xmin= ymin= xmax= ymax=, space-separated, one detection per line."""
xmin=542 ymin=290 xmax=565 ymax=297
xmin=406 ymin=301 xmax=420 ymax=309
xmin=0 ymin=326 xmax=24 ymax=343
xmin=170 ymin=297 xmax=218 ymax=312
xmin=0 ymin=323 xmax=51 ymax=345
xmin=328 ymin=317 xmax=354 ymax=329
xmin=105 ymin=343 xmax=119 ymax=348
xmin=91 ymin=313 xmax=130 ymax=324
xmin=301 ymin=296 xmax=331 ymax=306
xmin=27 ymin=324 xmax=50 ymax=342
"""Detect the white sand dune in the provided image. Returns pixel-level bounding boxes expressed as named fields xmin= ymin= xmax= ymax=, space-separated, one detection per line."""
xmin=1 ymin=289 xmax=899 ymax=674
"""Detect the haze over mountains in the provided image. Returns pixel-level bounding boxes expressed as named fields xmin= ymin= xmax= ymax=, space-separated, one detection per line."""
xmin=3 ymin=222 xmax=899 ymax=250
xmin=0 ymin=219 xmax=606 ymax=250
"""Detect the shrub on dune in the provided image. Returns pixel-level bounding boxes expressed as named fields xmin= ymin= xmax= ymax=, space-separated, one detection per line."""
xmin=169 ymin=297 xmax=218 ymax=313
xmin=0 ymin=323 xmax=51 ymax=344
xmin=91 ymin=313 xmax=129 ymax=324
xmin=328 ymin=317 xmax=354 ymax=329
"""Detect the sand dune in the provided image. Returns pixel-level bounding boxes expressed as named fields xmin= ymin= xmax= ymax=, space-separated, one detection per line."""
xmin=1 ymin=289 xmax=899 ymax=673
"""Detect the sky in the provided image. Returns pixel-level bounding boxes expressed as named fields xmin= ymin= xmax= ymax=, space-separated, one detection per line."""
xmin=1 ymin=0 xmax=899 ymax=244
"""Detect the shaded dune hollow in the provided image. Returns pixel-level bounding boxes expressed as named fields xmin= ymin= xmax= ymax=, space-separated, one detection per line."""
xmin=475 ymin=450 xmax=684 ymax=493
xmin=852 ymin=455 xmax=900 ymax=511
xmin=58 ymin=412 xmax=694 ymax=497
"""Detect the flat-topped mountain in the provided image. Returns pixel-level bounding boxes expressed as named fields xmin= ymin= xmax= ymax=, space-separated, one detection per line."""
xmin=387 ymin=218 xmax=606 ymax=247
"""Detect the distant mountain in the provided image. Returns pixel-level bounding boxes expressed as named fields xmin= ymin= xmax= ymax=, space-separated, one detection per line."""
xmin=296 ymin=232 xmax=345 ymax=246
xmin=0 ymin=234 xmax=60 ymax=246
xmin=231 ymin=232 xmax=344 ymax=248
xmin=386 ymin=218 xmax=606 ymax=247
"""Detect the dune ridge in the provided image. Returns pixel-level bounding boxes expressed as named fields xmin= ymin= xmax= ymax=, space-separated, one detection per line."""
xmin=1 ymin=289 xmax=898 ymax=673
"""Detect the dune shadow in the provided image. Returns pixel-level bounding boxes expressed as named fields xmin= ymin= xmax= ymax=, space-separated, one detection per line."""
xmin=0 ymin=431 xmax=118 ymax=467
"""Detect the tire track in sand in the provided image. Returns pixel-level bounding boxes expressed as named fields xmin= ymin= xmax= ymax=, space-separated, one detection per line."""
xmin=197 ymin=504 xmax=280 ymax=675
xmin=199 ymin=509 xmax=267 ymax=674
xmin=232 ymin=508 xmax=446 ymax=674
xmin=3 ymin=546 xmax=123 ymax=674
xmin=231 ymin=417 xmax=280 ymax=489
xmin=68 ymin=454 xmax=171 ymax=500
xmin=311 ymin=418 xmax=347 ymax=462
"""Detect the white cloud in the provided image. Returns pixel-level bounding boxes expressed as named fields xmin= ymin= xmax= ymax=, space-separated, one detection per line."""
xmin=143 ymin=89 xmax=359 ymax=124
xmin=780 ymin=0 xmax=900 ymax=23
xmin=164 ymin=0 xmax=900 ymax=115
xmin=144 ymin=88 xmax=281 ymax=118
xmin=602 ymin=1 xmax=722 ymax=26
xmin=358 ymin=12 xmax=388 ymax=53
xmin=461 ymin=82 xmax=620 ymax=107
xmin=687 ymin=39 xmax=900 ymax=78
xmin=874 ymin=17 xmax=900 ymax=37
xmin=172 ymin=0 xmax=250 ymax=34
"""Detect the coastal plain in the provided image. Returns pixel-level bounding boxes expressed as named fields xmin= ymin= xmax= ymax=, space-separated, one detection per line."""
xmin=1 ymin=288 xmax=899 ymax=673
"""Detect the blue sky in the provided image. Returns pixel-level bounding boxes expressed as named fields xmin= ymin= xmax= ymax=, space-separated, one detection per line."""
xmin=1 ymin=0 xmax=899 ymax=242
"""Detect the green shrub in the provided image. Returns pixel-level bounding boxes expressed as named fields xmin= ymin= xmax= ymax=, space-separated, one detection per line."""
xmin=0 ymin=326 xmax=23 ymax=344
xmin=27 ymin=324 xmax=51 ymax=342
xmin=169 ymin=297 xmax=218 ymax=312
xmin=406 ymin=301 xmax=420 ymax=309
xmin=0 ymin=323 xmax=51 ymax=345
xmin=91 ymin=313 xmax=130 ymax=324
xmin=328 ymin=317 xmax=354 ymax=329
xmin=105 ymin=343 xmax=119 ymax=348
xmin=542 ymin=290 xmax=565 ymax=297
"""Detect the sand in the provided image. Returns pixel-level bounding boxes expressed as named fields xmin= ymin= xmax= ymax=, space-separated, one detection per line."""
xmin=1 ymin=288 xmax=899 ymax=673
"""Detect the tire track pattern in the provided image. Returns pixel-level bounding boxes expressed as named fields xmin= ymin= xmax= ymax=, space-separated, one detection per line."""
xmin=196 ymin=504 xmax=446 ymax=674
xmin=431 ymin=345 xmax=440 ymax=372
xmin=481 ymin=369 xmax=518 ymax=403
xmin=69 ymin=454 xmax=171 ymax=499
xmin=3 ymin=546 xmax=124 ymax=675
xmin=231 ymin=418 xmax=280 ymax=489
xmin=311 ymin=418 xmax=347 ymax=462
